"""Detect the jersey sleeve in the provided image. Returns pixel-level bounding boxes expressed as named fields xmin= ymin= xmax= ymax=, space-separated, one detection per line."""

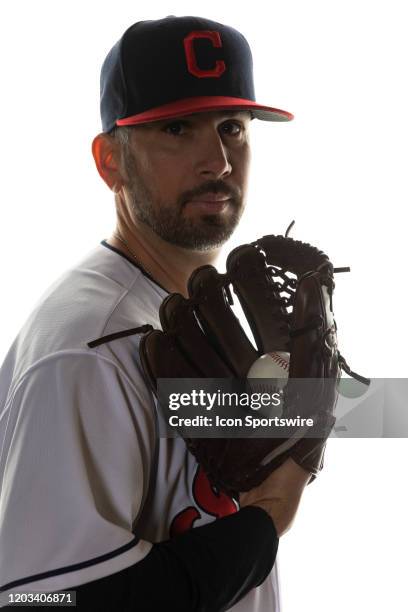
xmin=70 ymin=506 xmax=279 ymax=611
xmin=0 ymin=351 xmax=156 ymax=599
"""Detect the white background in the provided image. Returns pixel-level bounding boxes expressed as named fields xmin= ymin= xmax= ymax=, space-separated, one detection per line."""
xmin=0 ymin=1 xmax=407 ymax=610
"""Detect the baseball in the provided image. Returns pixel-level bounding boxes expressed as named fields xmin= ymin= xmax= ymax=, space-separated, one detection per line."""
xmin=247 ymin=351 xmax=290 ymax=381
xmin=247 ymin=352 xmax=290 ymax=417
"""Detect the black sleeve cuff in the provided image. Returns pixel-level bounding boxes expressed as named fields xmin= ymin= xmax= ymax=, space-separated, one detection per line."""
xmin=71 ymin=507 xmax=278 ymax=612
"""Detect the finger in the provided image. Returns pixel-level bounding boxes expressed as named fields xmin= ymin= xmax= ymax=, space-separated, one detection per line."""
xmin=188 ymin=265 xmax=258 ymax=377
xmin=159 ymin=292 xmax=232 ymax=377
xmin=226 ymin=243 xmax=290 ymax=355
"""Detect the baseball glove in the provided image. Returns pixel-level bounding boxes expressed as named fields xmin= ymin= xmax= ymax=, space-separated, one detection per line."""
xmin=139 ymin=225 xmax=369 ymax=496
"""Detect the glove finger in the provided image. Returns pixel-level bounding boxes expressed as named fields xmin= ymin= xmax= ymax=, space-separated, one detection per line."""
xmin=257 ymin=234 xmax=331 ymax=277
xmin=289 ymin=272 xmax=338 ymax=377
xmin=140 ymin=329 xmax=200 ymax=391
xmin=187 ymin=265 xmax=258 ymax=378
xmin=226 ymin=244 xmax=290 ymax=354
xmin=159 ymin=292 xmax=232 ymax=377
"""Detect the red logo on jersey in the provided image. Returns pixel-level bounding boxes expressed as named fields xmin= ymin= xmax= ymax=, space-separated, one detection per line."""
xmin=170 ymin=466 xmax=237 ymax=537
xmin=194 ymin=466 xmax=237 ymax=517
xmin=170 ymin=506 xmax=201 ymax=537
xmin=183 ymin=31 xmax=226 ymax=78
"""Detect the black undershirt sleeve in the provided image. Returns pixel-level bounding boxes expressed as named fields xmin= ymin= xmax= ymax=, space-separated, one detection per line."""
xmin=70 ymin=506 xmax=278 ymax=612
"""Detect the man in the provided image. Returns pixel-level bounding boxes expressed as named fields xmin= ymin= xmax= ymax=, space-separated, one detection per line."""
xmin=0 ymin=16 xmax=311 ymax=611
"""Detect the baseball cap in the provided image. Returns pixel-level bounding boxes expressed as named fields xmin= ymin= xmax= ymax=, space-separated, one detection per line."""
xmin=100 ymin=15 xmax=293 ymax=132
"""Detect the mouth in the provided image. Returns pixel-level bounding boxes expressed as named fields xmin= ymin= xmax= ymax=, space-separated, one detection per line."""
xmin=186 ymin=193 xmax=232 ymax=212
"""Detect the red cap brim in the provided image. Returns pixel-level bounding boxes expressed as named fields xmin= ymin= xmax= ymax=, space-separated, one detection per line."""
xmin=116 ymin=96 xmax=294 ymax=126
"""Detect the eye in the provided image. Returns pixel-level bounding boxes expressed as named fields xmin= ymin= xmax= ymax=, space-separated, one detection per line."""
xmin=219 ymin=120 xmax=244 ymax=136
xmin=162 ymin=121 xmax=189 ymax=136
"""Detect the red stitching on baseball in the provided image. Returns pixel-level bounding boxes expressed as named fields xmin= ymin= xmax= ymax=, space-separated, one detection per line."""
xmin=270 ymin=352 xmax=289 ymax=371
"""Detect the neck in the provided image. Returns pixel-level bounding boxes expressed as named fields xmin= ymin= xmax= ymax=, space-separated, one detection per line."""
xmin=108 ymin=219 xmax=221 ymax=297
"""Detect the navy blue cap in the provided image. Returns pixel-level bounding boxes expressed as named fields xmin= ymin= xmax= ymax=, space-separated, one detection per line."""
xmin=100 ymin=16 xmax=293 ymax=132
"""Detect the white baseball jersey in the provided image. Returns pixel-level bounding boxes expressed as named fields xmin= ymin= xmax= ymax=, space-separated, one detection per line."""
xmin=0 ymin=241 xmax=281 ymax=610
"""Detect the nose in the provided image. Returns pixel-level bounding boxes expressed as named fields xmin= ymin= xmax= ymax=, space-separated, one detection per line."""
xmin=195 ymin=130 xmax=232 ymax=180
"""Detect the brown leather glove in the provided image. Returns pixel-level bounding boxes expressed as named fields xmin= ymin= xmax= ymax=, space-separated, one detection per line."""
xmin=140 ymin=230 xmax=369 ymax=496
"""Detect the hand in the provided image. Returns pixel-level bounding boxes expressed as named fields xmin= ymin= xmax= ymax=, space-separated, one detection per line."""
xmin=239 ymin=458 xmax=311 ymax=536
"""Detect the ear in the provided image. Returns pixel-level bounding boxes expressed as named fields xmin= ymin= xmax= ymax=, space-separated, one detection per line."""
xmin=92 ymin=133 xmax=124 ymax=193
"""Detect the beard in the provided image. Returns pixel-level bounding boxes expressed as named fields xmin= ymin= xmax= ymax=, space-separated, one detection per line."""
xmin=123 ymin=150 xmax=245 ymax=251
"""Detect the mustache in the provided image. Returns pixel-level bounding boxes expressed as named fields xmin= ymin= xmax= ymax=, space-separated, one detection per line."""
xmin=180 ymin=180 xmax=241 ymax=206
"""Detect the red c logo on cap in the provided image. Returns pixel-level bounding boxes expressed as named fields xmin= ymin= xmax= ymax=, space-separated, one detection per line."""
xmin=184 ymin=31 xmax=226 ymax=78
